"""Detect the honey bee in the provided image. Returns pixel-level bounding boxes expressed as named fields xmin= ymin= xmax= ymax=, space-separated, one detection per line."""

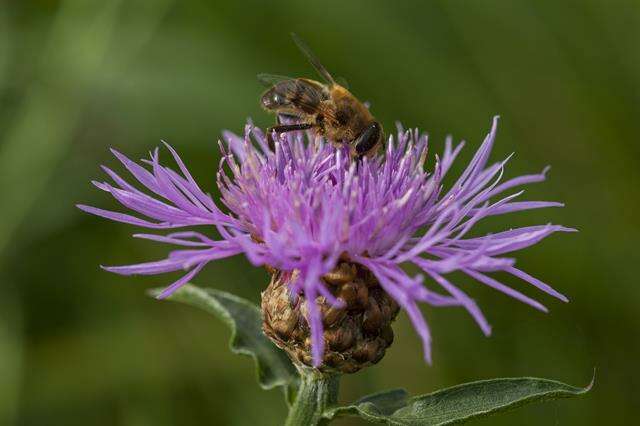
xmin=259 ymin=34 xmax=383 ymax=158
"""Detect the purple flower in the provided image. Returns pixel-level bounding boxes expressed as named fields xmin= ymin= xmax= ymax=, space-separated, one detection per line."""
xmin=78 ymin=116 xmax=571 ymax=366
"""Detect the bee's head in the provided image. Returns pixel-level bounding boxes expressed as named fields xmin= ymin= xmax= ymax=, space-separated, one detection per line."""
xmin=261 ymin=88 xmax=286 ymax=111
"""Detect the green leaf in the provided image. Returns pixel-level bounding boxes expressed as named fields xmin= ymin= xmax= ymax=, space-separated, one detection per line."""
xmin=325 ymin=388 xmax=410 ymax=421
xmin=149 ymin=284 xmax=299 ymax=400
xmin=324 ymin=376 xmax=592 ymax=425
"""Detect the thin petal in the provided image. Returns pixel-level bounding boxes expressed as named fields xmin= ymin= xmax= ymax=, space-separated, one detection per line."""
xmin=102 ymin=258 xmax=186 ymax=275
xmin=463 ymin=268 xmax=548 ymax=312
xmin=76 ymin=204 xmax=176 ymax=229
xmin=155 ymin=262 xmax=207 ymax=299
xmin=426 ymin=271 xmax=492 ymax=336
xmin=506 ymin=266 xmax=569 ymax=302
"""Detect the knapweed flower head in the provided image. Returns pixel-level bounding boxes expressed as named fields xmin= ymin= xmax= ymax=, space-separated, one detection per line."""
xmin=78 ymin=116 xmax=571 ymax=367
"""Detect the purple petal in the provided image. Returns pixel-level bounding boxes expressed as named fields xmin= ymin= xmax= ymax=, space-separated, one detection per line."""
xmin=76 ymin=204 xmax=176 ymax=229
xmin=505 ymin=266 xmax=569 ymax=302
xmin=102 ymin=258 xmax=186 ymax=275
xmin=471 ymin=201 xmax=564 ymax=216
xmin=425 ymin=271 xmax=492 ymax=336
xmin=155 ymin=262 xmax=207 ymax=299
xmin=133 ymin=233 xmax=212 ymax=247
xmin=463 ymin=268 xmax=548 ymax=312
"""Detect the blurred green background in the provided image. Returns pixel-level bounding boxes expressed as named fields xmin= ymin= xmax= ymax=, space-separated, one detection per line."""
xmin=1 ymin=0 xmax=638 ymax=425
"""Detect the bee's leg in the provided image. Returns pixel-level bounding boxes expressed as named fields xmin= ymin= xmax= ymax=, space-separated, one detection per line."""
xmin=267 ymin=118 xmax=280 ymax=152
xmin=267 ymin=123 xmax=315 ymax=151
xmin=353 ymin=122 xmax=383 ymax=159
xmin=267 ymin=116 xmax=283 ymax=152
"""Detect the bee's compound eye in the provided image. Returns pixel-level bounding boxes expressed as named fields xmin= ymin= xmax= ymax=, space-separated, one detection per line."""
xmin=261 ymin=91 xmax=284 ymax=109
xmin=354 ymin=122 xmax=382 ymax=156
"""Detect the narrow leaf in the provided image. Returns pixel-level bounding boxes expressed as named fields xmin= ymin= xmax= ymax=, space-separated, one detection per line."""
xmin=325 ymin=376 xmax=592 ymax=425
xmin=324 ymin=389 xmax=410 ymax=423
xmin=149 ymin=284 xmax=298 ymax=398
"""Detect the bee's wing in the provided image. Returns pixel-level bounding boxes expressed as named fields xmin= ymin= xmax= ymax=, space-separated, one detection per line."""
xmin=263 ymin=77 xmax=336 ymax=120
xmin=257 ymin=73 xmax=296 ymax=87
xmin=335 ymin=76 xmax=349 ymax=90
xmin=291 ymin=33 xmax=336 ymax=85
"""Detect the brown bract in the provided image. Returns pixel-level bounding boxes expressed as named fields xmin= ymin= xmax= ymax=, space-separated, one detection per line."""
xmin=261 ymin=262 xmax=399 ymax=374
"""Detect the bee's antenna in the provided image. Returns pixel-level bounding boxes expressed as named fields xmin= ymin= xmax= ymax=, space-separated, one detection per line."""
xmin=291 ymin=32 xmax=336 ymax=85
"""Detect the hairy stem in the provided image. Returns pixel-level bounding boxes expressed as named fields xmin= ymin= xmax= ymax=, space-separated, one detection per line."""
xmin=285 ymin=370 xmax=340 ymax=426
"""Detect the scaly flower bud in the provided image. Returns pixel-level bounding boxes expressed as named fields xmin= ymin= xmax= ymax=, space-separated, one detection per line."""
xmin=262 ymin=261 xmax=399 ymax=373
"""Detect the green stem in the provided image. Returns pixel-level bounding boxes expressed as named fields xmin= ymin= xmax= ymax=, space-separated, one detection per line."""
xmin=285 ymin=370 xmax=340 ymax=426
